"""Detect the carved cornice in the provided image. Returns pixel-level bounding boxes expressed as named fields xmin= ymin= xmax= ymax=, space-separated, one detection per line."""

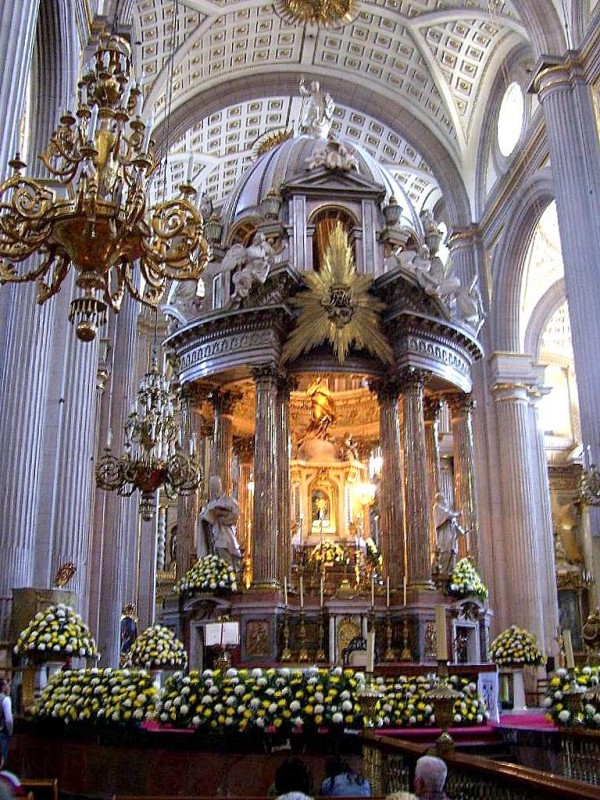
xmin=252 ymin=364 xmax=280 ymax=387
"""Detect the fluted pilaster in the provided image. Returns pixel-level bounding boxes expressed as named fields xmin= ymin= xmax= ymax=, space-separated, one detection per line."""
xmin=400 ymin=369 xmax=433 ymax=588
xmin=491 ymin=381 xmax=545 ymax=644
xmin=211 ymin=389 xmax=240 ymax=497
xmin=447 ymin=227 xmax=481 ymax=287
xmin=529 ymin=386 xmax=559 ymax=655
xmin=252 ymin=366 xmax=279 ymax=588
xmin=372 ymin=379 xmax=405 ymax=589
xmin=532 ymin=58 xmax=600 ymax=484
xmin=447 ymin=393 xmax=480 ymax=564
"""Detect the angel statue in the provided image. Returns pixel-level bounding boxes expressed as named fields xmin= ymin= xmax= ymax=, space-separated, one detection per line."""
xmin=221 ymin=233 xmax=276 ymax=308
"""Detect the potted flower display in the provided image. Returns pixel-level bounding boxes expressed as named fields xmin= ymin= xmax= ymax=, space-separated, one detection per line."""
xmin=448 ymin=558 xmax=488 ymax=603
xmin=543 ymin=666 xmax=600 ymax=728
xmin=15 ymin=603 xmax=98 ymax=660
xmin=490 ymin=625 xmax=545 ymax=711
xmin=129 ymin=625 xmax=187 ymax=673
xmin=174 ymin=554 xmax=238 ymax=595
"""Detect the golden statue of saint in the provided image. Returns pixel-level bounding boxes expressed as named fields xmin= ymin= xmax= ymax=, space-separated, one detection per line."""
xmin=306 ymin=376 xmax=336 ymax=438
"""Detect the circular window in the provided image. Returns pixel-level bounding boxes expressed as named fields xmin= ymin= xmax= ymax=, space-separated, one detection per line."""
xmin=497 ymin=82 xmax=524 ymax=157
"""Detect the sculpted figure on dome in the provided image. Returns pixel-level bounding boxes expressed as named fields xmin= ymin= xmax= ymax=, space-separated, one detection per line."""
xmin=222 ymin=232 xmax=276 ymax=308
xmin=452 ymin=275 xmax=486 ymax=333
xmin=414 ymin=246 xmax=461 ymax=304
xmin=299 ymin=78 xmax=335 ymax=138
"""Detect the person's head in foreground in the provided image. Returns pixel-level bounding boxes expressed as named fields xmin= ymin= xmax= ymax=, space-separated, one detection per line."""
xmin=414 ymin=756 xmax=448 ymax=798
xmin=274 ymin=758 xmax=313 ymax=799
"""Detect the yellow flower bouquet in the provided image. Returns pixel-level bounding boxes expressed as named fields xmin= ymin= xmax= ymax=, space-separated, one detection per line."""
xmin=14 ymin=603 xmax=97 ymax=659
xmin=129 ymin=625 xmax=187 ymax=670
xmin=32 ymin=667 xmax=158 ymax=726
xmin=543 ymin=666 xmax=600 ymax=727
xmin=448 ymin=558 xmax=488 ymax=603
xmin=310 ymin=540 xmax=348 ymax=566
xmin=490 ymin=625 xmax=545 ymax=667
xmin=174 ymin=554 xmax=238 ymax=594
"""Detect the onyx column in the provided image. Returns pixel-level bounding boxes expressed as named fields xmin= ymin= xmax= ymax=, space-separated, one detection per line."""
xmin=252 ymin=366 xmax=279 ymax=589
xmin=447 ymin=393 xmax=480 ymax=564
xmin=372 ymin=379 xmax=405 ymax=590
xmin=211 ymin=389 xmax=239 ymax=497
xmin=424 ymin=397 xmax=442 ymax=566
xmin=277 ymin=375 xmax=295 ymax=583
xmin=400 ymin=368 xmax=433 ymax=589
xmin=234 ymin=436 xmax=254 ymax=585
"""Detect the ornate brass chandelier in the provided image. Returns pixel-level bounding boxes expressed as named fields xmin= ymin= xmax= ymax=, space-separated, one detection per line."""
xmin=0 ymin=32 xmax=209 ymax=341
xmin=96 ymin=357 xmax=202 ymax=520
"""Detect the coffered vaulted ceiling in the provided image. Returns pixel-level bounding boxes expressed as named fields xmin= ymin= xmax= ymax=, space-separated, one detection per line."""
xmin=125 ymin=0 xmax=581 ymax=215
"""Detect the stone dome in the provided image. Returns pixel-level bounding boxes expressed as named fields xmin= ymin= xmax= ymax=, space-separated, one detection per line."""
xmin=220 ymin=134 xmax=422 ymax=234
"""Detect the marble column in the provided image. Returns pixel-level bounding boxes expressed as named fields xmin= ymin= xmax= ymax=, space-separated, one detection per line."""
xmin=447 ymin=393 xmax=480 ymax=564
xmin=424 ymin=397 xmax=442 ymax=565
xmin=529 ymin=385 xmax=559 ymax=656
xmin=234 ymin=436 xmax=254 ymax=585
xmin=211 ymin=389 xmax=239 ymax=498
xmin=489 ymin=355 xmax=546 ymax=645
xmin=252 ymin=366 xmax=279 ymax=589
xmin=277 ymin=375 xmax=295 ymax=583
xmin=371 ymin=379 xmax=405 ymax=590
xmin=532 ymin=57 xmax=600 ymax=512
xmin=177 ymin=384 xmax=211 ymax=575
xmin=400 ymin=368 xmax=433 ymax=589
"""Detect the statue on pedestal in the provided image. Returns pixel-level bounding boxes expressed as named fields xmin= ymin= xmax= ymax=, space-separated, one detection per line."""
xmin=433 ymin=492 xmax=466 ymax=577
xmin=200 ymin=476 xmax=242 ymax=569
xmin=299 ymin=78 xmax=335 ymax=138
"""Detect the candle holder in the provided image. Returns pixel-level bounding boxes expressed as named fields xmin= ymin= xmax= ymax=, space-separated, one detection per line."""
xmin=383 ymin=611 xmax=396 ymax=662
xmin=315 ymin=609 xmax=327 ymax=662
xmin=425 ymin=660 xmax=461 ymax=756
xmin=280 ymin=610 xmax=292 ymax=662
xmin=297 ymin=611 xmax=309 ymax=662
xmin=400 ymin=617 xmax=412 ymax=661
xmin=357 ymin=671 xmax=382 ymax=727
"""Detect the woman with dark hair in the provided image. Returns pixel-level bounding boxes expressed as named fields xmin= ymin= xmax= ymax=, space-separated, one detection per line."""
xmin=274 ymin=758 xmax=313 ymax=800
xmin=320 ymin=758 xmax=371 ymax=797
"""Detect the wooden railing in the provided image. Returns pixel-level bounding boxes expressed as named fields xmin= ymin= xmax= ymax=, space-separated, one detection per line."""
xmin=20 ymin=778 xmax=58 ymax=800
xmin=362 ymin=732 xmax=600 ymax=800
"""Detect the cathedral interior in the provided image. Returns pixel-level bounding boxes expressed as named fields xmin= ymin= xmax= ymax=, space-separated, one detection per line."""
xmin=1 ymin=0 xmax=600 ymax=681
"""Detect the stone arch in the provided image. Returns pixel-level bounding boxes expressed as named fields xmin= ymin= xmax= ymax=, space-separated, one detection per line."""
xmin=489 ymin=168 xmax=555 ymax=352
xmin=524 ymin=278 xmax=566 ymax=358
xmin=152 ymin=73 xmax=472 ymax=229
xmin=508 ymin=0 xmax=568 ymax=57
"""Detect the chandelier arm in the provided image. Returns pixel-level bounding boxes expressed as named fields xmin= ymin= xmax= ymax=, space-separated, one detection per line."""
xmin=39 ymin=126 xmax=83 ymax=183
xmin=120 ymin=260 xmax=162 ymax=307
xmin=36 ymin=249 xmax=70 ymax=304
xmin=101 ymin=263 xmax=126 ymax=312
xmin=0 ymin=177 xmax=55 ymax=262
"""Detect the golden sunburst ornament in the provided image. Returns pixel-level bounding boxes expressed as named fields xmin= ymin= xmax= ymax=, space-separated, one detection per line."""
xmin=282 ymin=223 xmax=394 ymax=365
xmin=276 ymin=0 xmax=359 ymax=28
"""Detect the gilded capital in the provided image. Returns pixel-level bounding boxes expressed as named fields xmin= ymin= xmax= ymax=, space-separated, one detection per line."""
xmin=368 ymin=377 xmax=401 ymax=403
xmin=233 ymin=435 xmax=255 ymax=463
xmin=211 ymin=388 xmax=242 ymax=416
xmin=252 ymin=364 xmax=280 ymax=387
xmin=399 ymin=366 xmax=429 ymax=392
xmin=446 ymin=392 xmax=476 ymax=417
xmin=423 ymin=395 xmax=443 ymax=421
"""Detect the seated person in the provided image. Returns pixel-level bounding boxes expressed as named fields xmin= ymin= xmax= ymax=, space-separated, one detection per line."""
xmin=321 ymin=758 xmax=371 ymax=797
xmin=413 ymin=756 xmax=449 ymax=800
xmin=274 ymin=758 xmax=313 ymax=800
xmin=0 ymin=760 xmax=25 ymax=798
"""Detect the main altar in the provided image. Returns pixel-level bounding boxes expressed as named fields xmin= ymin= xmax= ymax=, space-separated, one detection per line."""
xmin=160 ymin=83 xmax=489 ymax=676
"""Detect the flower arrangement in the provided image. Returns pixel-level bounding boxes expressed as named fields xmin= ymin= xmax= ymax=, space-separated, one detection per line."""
xmin=448 ymin=558 xmax=488 ymax=602
xmin=129 ymin=625 xmax=187 ymax=670
xmin=310 ymin=540 xmax=349 ymax=566
xmin=373 ymin=674 xmax=488 ymax=728
xmin=156 ymin=666 xmax=363 ymax=733
xmin=490 ymin=625 xmax=546 ymax=667
xmin=174 ymin=554 xmax=238 ymax=595
xmin=14 ymin=603 xmax=98 ymax=659
xmin=32 ymin=668 xmax=158 ymax=726
xmin=365 ymin=537 xmax=383 ymax=570
xmin=543 ymin=666 xmax=600 ymax=727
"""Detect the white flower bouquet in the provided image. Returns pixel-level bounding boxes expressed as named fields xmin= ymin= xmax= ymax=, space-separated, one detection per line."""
xmin=129 ymin=625 xmax=187 ymax=670
xmin=32 ymin=667 xmax=158 ymax=726
xmin=14 ymin=603 xmax=98 ymax=659
xmin=448 ymin=558 xmax=488 ymax=602
xmin=490 ymin=625 xmax=545 ymax=667
xmin=365 ymin=537 xmax=383 ymax=570
xmin=174 ymin=554 xmax=238 ymax=594
xmin=373 ymin=673 xmax=488 ymax=728
xmin=543 ymin=666 xmax=600 ymax=728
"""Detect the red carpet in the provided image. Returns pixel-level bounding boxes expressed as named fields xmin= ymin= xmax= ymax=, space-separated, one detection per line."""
xmin=493 ymin=712 xmax=556 ymax=729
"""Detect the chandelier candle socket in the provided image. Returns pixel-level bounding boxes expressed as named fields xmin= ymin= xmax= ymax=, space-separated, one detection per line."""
xmin=564 ymin=629 xmax=575 ymax=670
xmin=436 ymin=607 xmax=448 ymax=661
xmin=0 ymin=33 xmax=210 ymax=340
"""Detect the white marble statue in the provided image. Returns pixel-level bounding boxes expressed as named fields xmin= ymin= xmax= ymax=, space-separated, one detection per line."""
xmin=200 ymin=476 xmax=242 ymax=568
xmin=221 ymin=232 xmax=275 ymax=308
xmin=299 ymin=78 xmax=335 ymax=138
xmin=451 ymin=275 xmax=486 ymax=333
xmin=433 ymin=492 xmax=466 ymax=577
